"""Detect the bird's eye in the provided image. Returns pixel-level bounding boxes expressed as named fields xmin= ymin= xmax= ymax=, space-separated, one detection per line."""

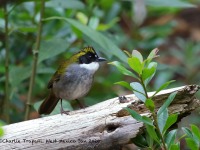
xmin=89 ymin=55 xmax=92 ymax=58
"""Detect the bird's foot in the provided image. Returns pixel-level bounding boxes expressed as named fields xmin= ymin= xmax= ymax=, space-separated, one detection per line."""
xmin=60 ymin=107 xmax=70 ymax=115
xmin=60 ymin=99 xmax=70 ymax=115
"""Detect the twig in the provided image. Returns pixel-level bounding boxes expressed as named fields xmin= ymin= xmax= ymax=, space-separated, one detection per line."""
xmin=25 ymin=0 xmax=45 ymax=120
xmin=152 ymin=113 xmax=167 ymax=150
xmin=140 ymin=75 xmax=167 ymax=150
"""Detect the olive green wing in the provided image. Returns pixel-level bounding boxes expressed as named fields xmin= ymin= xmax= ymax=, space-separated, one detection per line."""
xmin=47 ymin=59 xmax=72 ymax=89
xmin=47 ymin=71 xmax=61 ymax=89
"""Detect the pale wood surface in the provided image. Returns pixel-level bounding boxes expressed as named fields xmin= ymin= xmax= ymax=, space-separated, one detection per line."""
xmin=1 ymin=85 xmax=199 ymax=150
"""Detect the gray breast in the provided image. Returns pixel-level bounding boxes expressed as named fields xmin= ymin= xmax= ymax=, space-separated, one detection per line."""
xmin=53 ymin=64 xmax=96 ymax=100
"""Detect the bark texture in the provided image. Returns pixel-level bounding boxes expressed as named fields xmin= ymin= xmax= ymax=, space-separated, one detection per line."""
xmin=1 ymin=85 xmax=200 ymax=150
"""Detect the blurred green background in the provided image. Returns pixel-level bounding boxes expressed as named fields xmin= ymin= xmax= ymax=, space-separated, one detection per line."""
xmin=0 ymin=0 xmax=199 ymax=135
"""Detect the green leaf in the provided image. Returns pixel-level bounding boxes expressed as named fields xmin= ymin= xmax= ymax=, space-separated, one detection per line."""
xmin=170 ymin=144 xmax=180 ymax=150
xmin=123 ymin=50 xmax=131 ymax=57
xmin=0 ymin=126 xmax=4 ymax=137
xmin=37 ymin=66 xmax=55 ymax=74
xmin=38 ymin=38 xmax=70 ymax=63
xmin=145 ymin=131 xmax=154 ymax=148
xmin=0 ymin=121 xmax=6 ymax=126
xmin=157 ymin=108 xmax=168 ymax=133
xmin=88 ymin=16 xmax=99 ymax=29
xmin=45 ymin=17 xmax=127 ymax=63
xmin=10 ymin=66 xmax=31 ymax=87
xmin=165 ymin=129 xmax=177 ymax=149
xmin=44 ymin=17 xmax=127 ymax=62
xmin=185 ymin=138 xmax=199 ymax=150
xmin=145 ymin=99 xmax=155 ymax=112
xmin=125 ymin=108 xmax=153 ymax=126
xmin=132 ymin=50 xmax=143 ymax=62
xmin=142 ymin=116 xmax=153 ymax=126
xmin=130 ymin=82 xmax=146 ymax=102
xmin=128 ymin=57 xmax=143 ymax=74
xmin=145 ymin=124 xmax=159 ymax=143
xmin=115 ymin=81 xmax=132 ymax=91
xmin=17 ymin=26 xmax=37 ymax=33
xmin=145 ymin=0 xmax=196 ymax=8
xmin=163 ymin=114 xmax=178 ymax=134
xmin=182 ymin=127 xmax=194 ymax=139
xmin=97 ymin=17 xmax=119 ymax=31
xmin=191 ymin=124 xmax=200 ymax=141
xmin=131 ymin=134 xmax=148 ymax=148
xmin=76 ymin=12 xmax=88 ymax=25
xmin=152 ymin=80 xmax=175 ymax=97
xmin=109 ymin=61 xmax=138 ymax=79
xmin=142 ymin=67 xmax=156 ymax=81
xmin=144 ymin=62 xmax=157 ymax=86
xmin=147 ymin=48 xmax=159 ymax=59
xmin=46 ymin=0 xmax=85 ymax=9
xmin=10 ymin=65 xmax=55 ymax=88
xmin=157 ymin=92 xmax=177 ymax=116
xmin=145 ymin=48 xmax=159 ymax=65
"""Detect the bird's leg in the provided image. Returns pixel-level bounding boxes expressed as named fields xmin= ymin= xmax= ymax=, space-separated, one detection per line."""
xmin=75 ymin=99 xmax=86 ymax=109
xmin=60 ymin=99 xmax=70 ymax=115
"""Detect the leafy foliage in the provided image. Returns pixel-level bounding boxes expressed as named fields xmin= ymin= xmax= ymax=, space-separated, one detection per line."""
xmin=0 ymin=126 xmax=4 ymax=137
xmin=110 ymin=48 xmax=200 ymax=149
xmin=182 ymin=124 xmax=200 ymax=150
xmin=0 ymin=121 xmax=5 ymax=138
xmin=0 ymin=1 xmax=199 ymax=148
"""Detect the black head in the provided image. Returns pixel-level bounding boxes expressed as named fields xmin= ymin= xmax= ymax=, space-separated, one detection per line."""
xmin=78 ymin=47 xmax=106 ymax=64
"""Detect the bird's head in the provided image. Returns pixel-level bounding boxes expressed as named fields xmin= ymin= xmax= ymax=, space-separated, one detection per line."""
xmin=75 ymin=46 xmax=106 ymax=64
xmin=58 ymin=46 xmax=106 ymax=74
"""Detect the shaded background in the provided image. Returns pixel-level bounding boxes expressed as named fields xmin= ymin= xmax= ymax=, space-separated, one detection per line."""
xmin=0 ymin=0 xmax=200 ymax=148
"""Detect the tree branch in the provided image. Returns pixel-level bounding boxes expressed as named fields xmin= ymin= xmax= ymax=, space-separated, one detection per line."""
xmin=1 ymin=85 xmax=200 ymax=150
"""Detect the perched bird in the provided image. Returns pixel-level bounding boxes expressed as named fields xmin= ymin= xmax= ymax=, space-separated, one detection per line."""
xmin=38 ymin=46 xmax=106 ymax=115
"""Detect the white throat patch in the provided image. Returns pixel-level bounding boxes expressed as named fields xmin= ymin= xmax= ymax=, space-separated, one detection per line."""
xmin=80 ymin=62 xmax=99 ymax=72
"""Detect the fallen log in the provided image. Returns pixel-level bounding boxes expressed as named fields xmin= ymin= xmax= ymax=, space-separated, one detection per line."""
xmin=1 ymin=85 xmax=200 ymax=150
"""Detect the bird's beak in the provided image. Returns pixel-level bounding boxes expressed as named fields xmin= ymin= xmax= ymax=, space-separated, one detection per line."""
xmin=97 ymin=57 xmax=106 ymax=62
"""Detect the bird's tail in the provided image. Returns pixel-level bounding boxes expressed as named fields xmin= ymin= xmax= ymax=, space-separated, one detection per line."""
xmin=38 ymin=91 xmax=59 ymax=115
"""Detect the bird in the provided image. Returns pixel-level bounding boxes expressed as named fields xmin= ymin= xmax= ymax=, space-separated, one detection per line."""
xmin=38 ymin=46 xmax=106 ymax=115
